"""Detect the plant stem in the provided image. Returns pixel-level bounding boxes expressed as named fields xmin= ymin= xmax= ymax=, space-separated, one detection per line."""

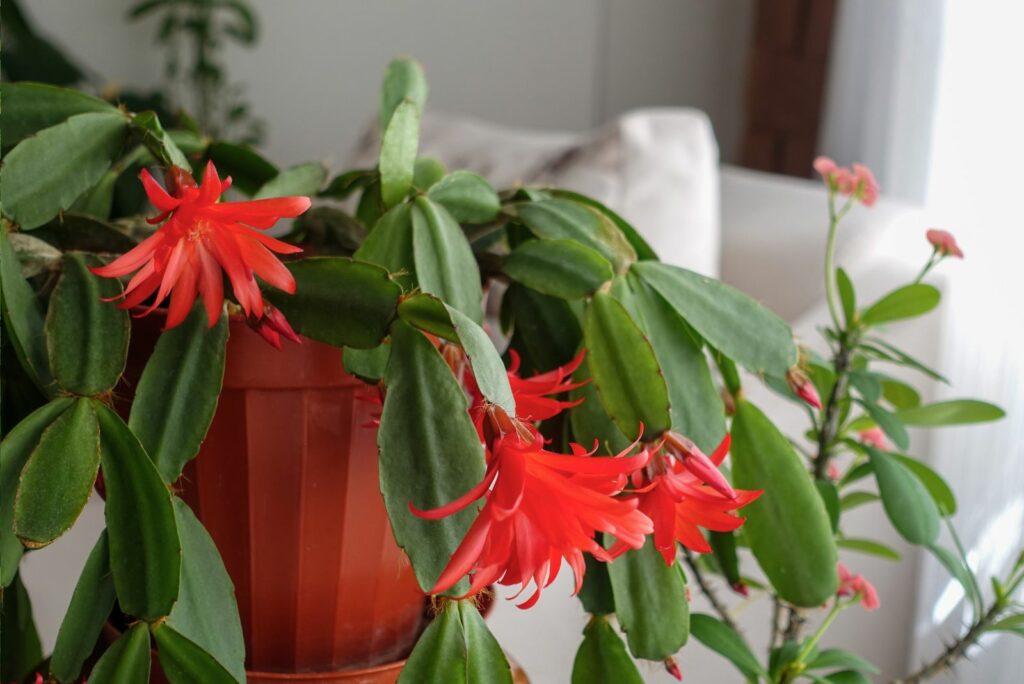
xmin=824 ymin=199 xmax=843 ymax=331
xmin=782 ymin=605 xmax=805 ymax=643
xmin=683 ymin=549 xmax=741 ymax=634
xmin=813 ymin=337 xmax=852 ymax=480
xmin=892 ymin=602 xmax=1002 ymax=684
xmin=769 ymin=597 xmax=783 ymax=654
xmin=778 ymin=600 xmax=847 ymax=683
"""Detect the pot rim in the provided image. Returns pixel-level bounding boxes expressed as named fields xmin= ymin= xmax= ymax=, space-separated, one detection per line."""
xmin=246 ymin=659 xmax=406 ymax=679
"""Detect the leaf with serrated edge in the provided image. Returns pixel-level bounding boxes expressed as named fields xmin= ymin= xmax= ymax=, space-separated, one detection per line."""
xmin=378 ymin=322 xmax=486 ymax=594
xmin=14 ymin=398 xmax=99 ymax=547
xmin=129 ymin=305 xmax=227 ymax=483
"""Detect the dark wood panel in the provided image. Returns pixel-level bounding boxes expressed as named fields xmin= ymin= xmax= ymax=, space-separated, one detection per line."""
xmin=740 ymin=0 xmax=837 ymax=177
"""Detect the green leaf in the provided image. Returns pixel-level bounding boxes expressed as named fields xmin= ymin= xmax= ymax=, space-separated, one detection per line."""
xmin=503 ymin=283 xmax=582 ymax=374
xmin=265 ymin=257 xmax=402 ymax=349
xmin=708 ymin=531 xmax=743 ymax=589
xmin=857 ymin=399 xmax=909 ymax=451
xmin=989 ymin=615 xmax=1024 ymax=633
xmin=2 ymin=112 xmax=130 ymax=229
xmin=689 ymin=613 xmax=766 ymax=679
xmin=0 ymin=572 xmax=43 ymax=684
xmin=397 ymin=293 xmax=514 ymax=414
xmin=319 ymin=168 xmax=375 ymax=200
xmin=838 ymin=491 xmax=880 ymax=512
xmin=379 ymin=58 xmax=428 ymax=131
xmin=130 ymin=110 xmax=190 ymax=169
xmin=836 ymin=537 xmax=901 ymax=561
xmin=818 ymin=670 xmax=873 ymax=684
xmin=379 ymin=100 xmax=420 ymax=208
xmin=14 ymin=398 xmax=99 ymax=547
xmin=285 ymin=206 xmax=367 ymax=253
xmin=633 ymin=261 xmax=796 ymax=376
xmin=861 ymin=339 xmax=948 ymax=384
xmin=624 ymin=272 xmax=725 ymax=452
xmin=569 ymin=360 xmax=633 ymax=455
xmin=584 ymin=292 xmax=671 ymax=441
xmin=129 ymin=305 xmax=227 ymax=483
xmin=549 ymin=189 xmax=658 ymax=261
xmin=30 ymin=213 xmax=138 ymax=254
xmin=807 ymin=648 xmax=879 ymax=674
xmin=848 ymin=370 xmax=882 ymax=404
xmin=837 ymin=267 xmax=856 ymax=325
xmin=71 ymin=168 xmax=119 ymax=219
xmin=205 ymin=141 xmax=278 ymax=196
xmin=868 ymin=448 xmax=939 ymax=545
xmin=96 ymin=403 xmax=181 ymax=619
xmin=427 ymin=171 xmax=500 ymax=224
xmin=0 ymin=82 xmax=116 ymax=150
xmin=516 ymin=199 xmax=636 ymax=274
xmin=607 ymin=537 xmax=689 ymax=660
xmin=343 ymin=344 xmax=390 ymax=382
xmin=412 ymin=196 xmax=484 ymax=323
xmin=0 ymin=229 xmax=55 ymax=393
xmin=927 ymin=544 xmax=981 ymax=613
xmin=164 ymin=498 xmax=245 ymax=683
xmin=896 ymin=399 xmax=1005 ymax=426
xmin=398 ymin=600 xmax=512 ymax=684
xmin=815 ymin=479 xmax=840 ymax=533
xmin=45 ymin=253 xmax=129 ymax=395
xmin=378 ymin=322 xmax=487 ymax=594
xmin=88 ymin=622 xmax=151 ymax=684
xmin=0 ymin=399 xmax=73 ymax=585
xmin=413 ymin=157 xmax=447 ymax=190
xmin=578 ymin=554 xmax=615 ymax=616
xmin=862 ymin=284 xmax=940 ymax=325
xmin=571 ymin=616 xmax=644 ymax=684
xmin=880 ymin=378 xmax=921 ymax=410
xmin=253 ymin=161 xmax=326 ymax=199
xmin=152 ymin=624 xmax=238 ymax=684
xmin=354 ymin=203 xmax=416 ymax=288
xmin=504 ymin=239 xmax=613 ymax=299
xmin=731 ymin=399 xmax=838 ymax=606
xmin=51 ymin=532 xmax=117 ymax=683
xmin=893 ymin=455 xmax=956 ymax=516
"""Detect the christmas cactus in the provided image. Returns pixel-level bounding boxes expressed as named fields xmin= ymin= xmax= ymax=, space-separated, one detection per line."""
xmin=0 ymin=58 xmax=1019 ymax=684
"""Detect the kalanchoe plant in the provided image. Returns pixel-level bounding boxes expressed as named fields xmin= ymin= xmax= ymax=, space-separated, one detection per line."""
xmin=0 ymin=57 xmax=1018 ymax=684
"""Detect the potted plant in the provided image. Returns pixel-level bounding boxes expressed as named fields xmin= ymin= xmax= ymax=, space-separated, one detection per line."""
xmin=0 ymin=58 xmax=1019 ymax=684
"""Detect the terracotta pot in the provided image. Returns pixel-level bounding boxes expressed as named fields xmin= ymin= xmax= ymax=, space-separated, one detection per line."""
xmin=170 ymin=318 xmax=424 ymax=673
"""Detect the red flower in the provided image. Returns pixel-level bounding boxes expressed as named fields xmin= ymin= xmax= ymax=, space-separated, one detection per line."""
xmin=926 ymin=229 xmax=964 ymax=259
xmin=504 ymin=350 xmax=585 ymax=421
xmin=837 ymin=562 xmax=880 ymax=610
xmin=612 ymin=434 xmax=761 ymax=565
xmin=248 ymin=300 xmax=302 ymax=349
xmin=90 ymin=161 xmax=310 ymax=330
xmin=411 ymin=428 xmax=653 ymax=608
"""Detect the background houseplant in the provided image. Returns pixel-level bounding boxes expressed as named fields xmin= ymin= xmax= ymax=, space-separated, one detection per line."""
xmin=0 ymin=54 xmax=1020 ymax=684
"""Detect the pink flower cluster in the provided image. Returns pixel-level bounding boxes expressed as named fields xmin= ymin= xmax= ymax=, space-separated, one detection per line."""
xmin=813 ymin=156 xmax=880 ymax=207
xmin=926 ymin=229 xmax=964 ymax=259
xmin=837 ymin=562 xmax=880 ymax=611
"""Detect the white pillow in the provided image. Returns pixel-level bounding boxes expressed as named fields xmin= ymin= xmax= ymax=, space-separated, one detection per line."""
xmin=350 ymin=108 xmax=722 ymax=276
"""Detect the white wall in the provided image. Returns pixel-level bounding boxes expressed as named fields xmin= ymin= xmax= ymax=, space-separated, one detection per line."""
xmin=25 ymin=0 xmax=754 ymax=168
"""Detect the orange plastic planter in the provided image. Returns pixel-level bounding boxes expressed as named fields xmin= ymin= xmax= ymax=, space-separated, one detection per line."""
xmin=174 ymin=319 xmax=424 ymax=674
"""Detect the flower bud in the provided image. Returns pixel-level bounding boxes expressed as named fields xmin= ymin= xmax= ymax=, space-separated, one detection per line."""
xmin=786 ymin=369 xmax=822 ymax=410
